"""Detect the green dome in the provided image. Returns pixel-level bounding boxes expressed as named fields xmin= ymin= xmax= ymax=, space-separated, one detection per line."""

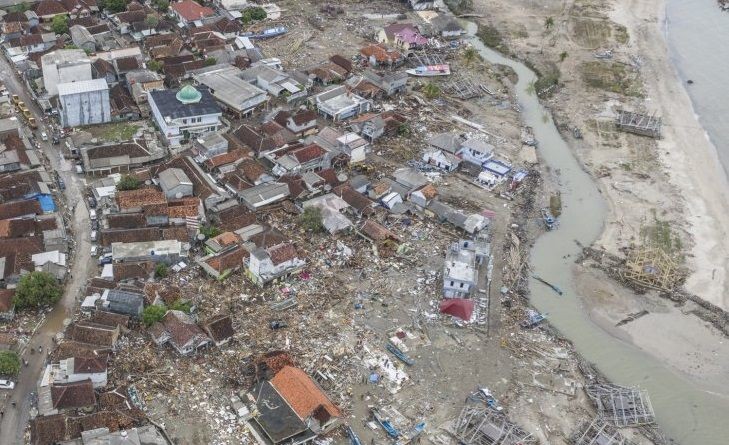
xmin=176 ymin=85 xmax=202 ymax=104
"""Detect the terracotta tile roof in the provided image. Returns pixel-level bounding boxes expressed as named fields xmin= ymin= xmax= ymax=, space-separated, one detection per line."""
xmin=106 ymin=213 xmax=145 ymax=229
xmin=20 ymin=34 xmax=43 ymax=46
xmin=0 ymin=237 xmax=44 ymax=275
xmin=151 ymin=156 xmax=216 ymax=201
xmin=116 ymin=188 xmax=167 ymax=210
xmin=66 ymin=321 xmax=117 ymax=347
xmin=89 ymin=310 xmax=130 ymax=328
xmin=333 ymin=185 xmax=374 ymax=214
xmin=238 ymin=159 xmax=267 ymax=182
xmin=216 ymin=205 xmax=256 ymax=232
xmin=161 ymin=226 xmax=190 ymax=242
xmin=248 ymin=227 xmax=286 ymax=249
xmin=50 ymin=341 xmax=111 ymax=362
xmin=34 ymin=0 xmax=68 ymax=17
xmin=114 ymin=9 xmax=146 ymax=24
xmin=73 ymin=355 xmax=108 ymax=373
xmin=144 ymin=282 xmax=181 ymax=305
xmin=203 ymin=149 xmax=246 ymax=170
xmin=112 ymin=261 xmax=154 ymax=282
xmin=0 ymin=289 xmax=14 ymax=312
xmin=317 ymin=168 xmax=342 ymax=187
xmin=267 ymin=242 xmax=297 ymax=266
xmin=203 ymin=314 xmax=234 ymax=343
xmin=0 ymin=199 xmax=41 ymax=219
xmin=167 ymin=198 xmax=200 ymax=218
xmin=291 ymin=144 xmax=325 ymax=164
xmin=360 ymin=43 xmax=402 ymax=64
xmin=329 ymin=54 xmax=352 ymax=73
xmin=171 ymin=0 xmax=215 ymax=21
xmin=3 ymin=11 xmax=29 ymax=22
xmin=360 ymin=220 xmax=398 ymax=241
xmin=280 ymin=175 xmax=306 ymax=199
xmin=87 ymin=277 xmax=116 ymax=290
xmin=233 ymin=124 xmax=285 ymax=155
xmin=30 ymin=414 xmax=67 ymax=445
xmin=211 ymin=231 xmax=240 ymax=247
xmin=51 ymin=379 xmax=96 ymax=410
xmin=212 ymin=17 xmax=240 ymax=34
xmin=206 ymin=244 xmax=247 ymax=272
xmin=69 ymin=16 xmax=96 ymax=27
xmin=270 ymin=366 xmax=341 ymax=420
xmin=158 ymin=310 xmax=208 ymax=347
xmin=0 ymin=218 xmax=35 ymax=238
xmin=101 ymin=227 xmax=159 ymax=246
xmin=417 ymin=183 xmax=438 ymax=200
xmin=115 ymin=56 xmax=141 ymax=73
xmin=291 ymin=109 xmax=318 ymax=126
xmin=144 ymin=33 xmax=177 ymax=48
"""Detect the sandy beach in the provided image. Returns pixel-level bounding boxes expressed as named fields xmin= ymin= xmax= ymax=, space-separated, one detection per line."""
xmin=611 ymin=0 xmax=729 ymax=312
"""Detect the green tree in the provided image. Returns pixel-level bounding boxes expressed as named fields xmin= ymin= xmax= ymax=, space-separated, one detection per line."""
xmin=142 ymin=304 xmax=167 ymax=327
xmin=204 ymin=57 xmax=217 ymax=66
xmin=463 ymin=47 xmax=478 ymax=67
xmin=145 ymin=14 xmax=159 ymax=28
xmin=9 ymin=2 xmax=29 ymax=13
xmin=99 ymin=0 xmax=126 ymax=13
xmin=559 ymin=51 xmax=568 ymax=62
xmin=0 ymin=351 xmax=20 ymax=377
xmin=200 ymin=224 xmax=221 ymax=238
xmin=155 ymin=263 xmax=169 ymax=278
xmin=169 ymin=299 xmax=191 ymax=314
xmin=153 ymin=0 xmax=169 ymax=12
xmin=248 ymin=6 xmax=267 ymax=21
xmin=544 ymin=16 xmax=555 ymax=30
xmin=14 ymin=271 xmax=62 ymax=310
xmin=423 ymin=82 xmax=441 ymax=100
xmin=298 ymin=207 xmax=324 ymax=233
xmin=51 ymin=15 xmax=69 ymax=35
xmin=116 ymin=174 xmax=141 ymax=191
xmin=147 ymin=59 xmax=164 ymax=73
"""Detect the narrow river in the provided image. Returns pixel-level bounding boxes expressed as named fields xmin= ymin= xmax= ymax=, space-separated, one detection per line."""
xmin=464 ymin=22 xmax=729 ymax=445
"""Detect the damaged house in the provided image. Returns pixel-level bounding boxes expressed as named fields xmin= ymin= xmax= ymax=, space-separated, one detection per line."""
xmin=149 ymin=310 xmax=211 ymax=356
xmin=246 ymin=242 xmax=305 ymax=286
xmin=251 ymin=365 xmax=342 ymax=444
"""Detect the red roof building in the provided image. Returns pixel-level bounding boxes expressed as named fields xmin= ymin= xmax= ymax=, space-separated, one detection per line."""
xmin=171 ymin=0 xmax=215 ymax=24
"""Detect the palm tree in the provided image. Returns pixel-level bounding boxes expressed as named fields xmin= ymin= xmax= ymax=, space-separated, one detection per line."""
xmin=423 ymin=83 xmax=441 ymax=100
xmin=544 ymin=16 xmax=555 ymax=30
xmin=463 ymin=47 xmax=477 ymax=67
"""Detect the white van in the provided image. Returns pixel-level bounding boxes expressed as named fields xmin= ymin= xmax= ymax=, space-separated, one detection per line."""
xmin=90 ymin=230 xmax=97 ymax=242
xmin=89 ymin=209 xmax=97 ymax=220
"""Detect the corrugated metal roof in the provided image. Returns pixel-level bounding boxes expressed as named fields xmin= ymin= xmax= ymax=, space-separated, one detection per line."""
xmin=57 ymin=78 xmax=109 ymax=96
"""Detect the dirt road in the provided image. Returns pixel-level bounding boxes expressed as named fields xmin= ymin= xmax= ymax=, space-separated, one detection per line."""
xmin=0 ymin=54 xmax=94 ymax=444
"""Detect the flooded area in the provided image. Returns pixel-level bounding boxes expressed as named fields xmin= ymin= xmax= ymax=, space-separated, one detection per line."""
xmin=465 ymin=21 xmax=729 ymax=445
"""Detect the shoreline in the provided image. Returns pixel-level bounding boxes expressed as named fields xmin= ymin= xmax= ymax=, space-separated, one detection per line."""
xmin=612 ymin=0 xmax=729 ymax=311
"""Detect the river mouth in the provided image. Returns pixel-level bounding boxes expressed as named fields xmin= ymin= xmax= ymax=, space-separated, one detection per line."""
xmin=463 ymin=20 xmax=729 ymax=445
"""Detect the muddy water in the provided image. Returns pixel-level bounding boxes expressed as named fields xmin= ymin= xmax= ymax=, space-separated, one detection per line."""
xmin=464 ymin=22 xmax=729 ymax=445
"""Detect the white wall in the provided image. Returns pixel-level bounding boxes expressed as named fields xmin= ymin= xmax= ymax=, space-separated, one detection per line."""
xmin=43 ymin=62 xmax=92 ymax=96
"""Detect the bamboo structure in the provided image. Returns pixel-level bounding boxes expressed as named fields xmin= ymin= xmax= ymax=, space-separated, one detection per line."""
xmin=570 ymin=418 xmax=636 ymax=445
xmin=586 ymin=384 xmax=655 ymax=427
xmin=621 ymin=247 xmax=680 ymax=291
xmin=615 ymin=110 xmax=662 ymax=138
xmin=455 ymin=405 xmax=536 ymax=445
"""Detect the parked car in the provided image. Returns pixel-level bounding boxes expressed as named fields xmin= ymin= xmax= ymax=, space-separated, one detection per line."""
xmin=57 ymin=177 xmax=65 ymax=190
xmin=98 ymin=253 xmax=112 ymax=265
xmin=89 ymin=209 xmax=97 ymax=220
xmin=90 ymin=230 xmax=97 ymax=242
xmin=91 ymin=245 xmax=98 ymax=257
xmin=88 ymin=196 xmax=97 ymax=209
xmin=75 ymin=164 xmax=84 ymax=174
xmin=91 ymin=220 xmax=99 ymax=231
xmin=40 ymin=131 xmax=48 ymax=141
xmin=52 ymin=135 xmax=60 ymax=145
xmin=0 ymin=379 xmax=15 ymax=390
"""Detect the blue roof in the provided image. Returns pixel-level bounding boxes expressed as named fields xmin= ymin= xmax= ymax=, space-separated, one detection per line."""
xmin=36 ymin=194 xmax=56 ymax=213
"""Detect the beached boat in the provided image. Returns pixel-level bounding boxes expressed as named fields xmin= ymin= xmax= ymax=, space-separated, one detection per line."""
xmin=541 ymin=208 xmax=557 ymax=230
xmin=521 ymin=126 xmax=537 ymax=146
xmin=250 ymin=26 xmax=288 ymax=39
xmin=406 ymin=64 xmax=451 ymax=77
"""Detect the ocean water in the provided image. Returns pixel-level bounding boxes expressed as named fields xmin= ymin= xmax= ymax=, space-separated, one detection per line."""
xmin=665 ymin=0 xmax=729 ymax=175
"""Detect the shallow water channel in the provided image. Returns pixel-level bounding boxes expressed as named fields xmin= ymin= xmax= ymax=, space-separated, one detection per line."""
xmin=463 ymin=22 xmax=729 ymax=445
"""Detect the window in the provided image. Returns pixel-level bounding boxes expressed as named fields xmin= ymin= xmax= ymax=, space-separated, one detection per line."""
xmin=182 ymin=119 xmax=187 ymax=124
xmin=450 ymin=281 xmax=454 ymax=287
xmin=459 ymin=282 xmax=464 ymax=288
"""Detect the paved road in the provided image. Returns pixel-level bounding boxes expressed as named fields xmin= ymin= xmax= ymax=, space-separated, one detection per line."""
xmin=0 ymin=53 xmax=94 ymax=444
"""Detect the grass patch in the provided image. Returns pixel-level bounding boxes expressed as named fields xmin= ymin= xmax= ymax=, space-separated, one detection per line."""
xmin=534 ymin=62 xmax=561 ymax=96
xmin=571 ymin=18 xmax=612 ymax=49
xmin=477 ymin=24 xmax=509 ymax=53
xmin=444 ymin=0 xmax=472 ymax=14
xmin=85 ymin=122 xmax=142 ymax=142
xmin=580 ymin=61 xmax=641 ymax=96
xmin=613 ymin=24 xmax=629 ymax=44
xmin=640 ymin=210 xmax=683 ymax=258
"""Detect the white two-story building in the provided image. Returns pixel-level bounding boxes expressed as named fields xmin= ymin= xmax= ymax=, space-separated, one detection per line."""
xmin=148 ymin=85 xmax=223 ymax=147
